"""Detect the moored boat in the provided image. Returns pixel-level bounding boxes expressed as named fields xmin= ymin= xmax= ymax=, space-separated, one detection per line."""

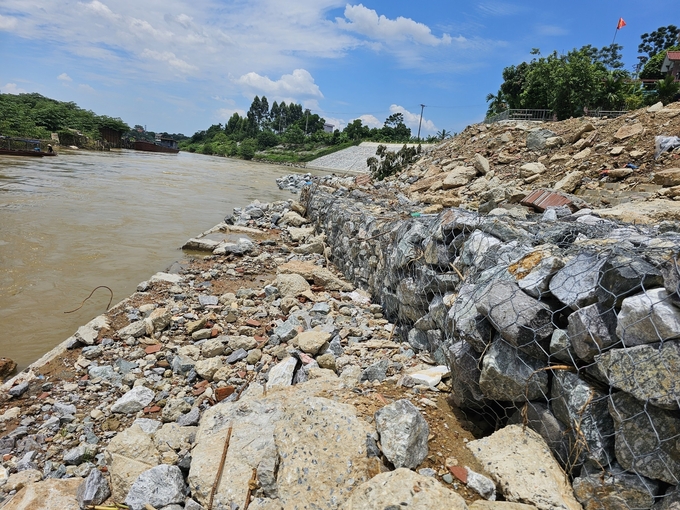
xmin=0 ymin=137 xmax=57 ymax=157
xmin=132 ymin=136 xmax=179 ymax=154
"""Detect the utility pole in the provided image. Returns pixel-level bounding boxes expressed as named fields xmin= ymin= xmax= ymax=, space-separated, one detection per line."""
xmin=417 ymin=104 xmax=426 ymax=142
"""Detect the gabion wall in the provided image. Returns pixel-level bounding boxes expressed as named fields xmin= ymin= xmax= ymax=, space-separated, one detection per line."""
xmin=304 ymin=178 xmax=680 ymax=509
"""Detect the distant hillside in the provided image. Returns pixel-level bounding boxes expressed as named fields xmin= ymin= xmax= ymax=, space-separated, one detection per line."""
xmin=0 ymin=92 xmax=129 ymax=141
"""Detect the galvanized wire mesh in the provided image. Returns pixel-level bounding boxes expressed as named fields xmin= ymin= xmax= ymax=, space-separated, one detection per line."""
xmin=305 ymin=178 xmax=680 ymax=508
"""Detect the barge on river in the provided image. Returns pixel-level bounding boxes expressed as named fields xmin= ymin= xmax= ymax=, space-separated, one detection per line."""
xmin=132 ymin=136 xmax=179 ymax=154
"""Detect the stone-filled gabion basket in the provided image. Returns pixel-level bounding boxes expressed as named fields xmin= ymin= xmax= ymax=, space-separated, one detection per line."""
xmin=305 ymin=177 xmax=680 ymax=508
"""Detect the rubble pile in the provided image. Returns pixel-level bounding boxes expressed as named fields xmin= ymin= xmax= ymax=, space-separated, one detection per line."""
xmin=395 ymin=101 xmax=680 ymax=223
xmin=304 ymin=170 xmax=680 ymax=508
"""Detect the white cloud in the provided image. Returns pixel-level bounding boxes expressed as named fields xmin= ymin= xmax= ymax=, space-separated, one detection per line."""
xmin=337 ymin=4 xmax=451 ymax=46
xmin=80 ymin=0 xmax=119 ymax=20
xmin=356 ymin=114 xmax=381 ymax=128
xmin=58 ymin=73 xmax=73 ymax=81
xmin=0 ymin=14 xmax=18 ymax=30
xmin=79 ymin=83 xmax=95 ymax=92
xmin=216 ymin=107 xmax=246 ymax=121
xmin=141 ymin=49 xmax=197 ymax=73
xmin=1 ymin=83 xmax=27 ymax=94
xmin=389 ymin=104 xmax=437 ymax=133
xmin=235 ymin=69 xmax=323 ymax=100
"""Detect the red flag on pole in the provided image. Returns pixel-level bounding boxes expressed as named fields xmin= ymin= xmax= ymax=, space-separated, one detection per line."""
xmin=617 ymin=18 xmax=626 ymax=29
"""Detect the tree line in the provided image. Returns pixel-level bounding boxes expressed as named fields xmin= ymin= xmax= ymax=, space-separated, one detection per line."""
xmin=0 ymin=93 xmax=129 ymax=140
xmin=486 ymin=25 xmax=680 ymax=120
xmin=182 ymin=96 xmax=452 ymax=160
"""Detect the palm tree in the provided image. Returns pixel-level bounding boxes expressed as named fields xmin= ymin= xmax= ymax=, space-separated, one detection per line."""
xmin=436 ymin=129 xmax=452 ymax=140
xmin=655 ymin=75 xmax=680 ymax=104
xmin=485 ymin=91 xmax=508 ymax=116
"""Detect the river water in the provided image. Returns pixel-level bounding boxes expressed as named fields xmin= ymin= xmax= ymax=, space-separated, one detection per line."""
xmin=0 ymin=149 xmax=312 ymax=368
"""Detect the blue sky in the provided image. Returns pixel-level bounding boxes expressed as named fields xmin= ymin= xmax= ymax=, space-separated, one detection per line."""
xmin=0 ymin=1 xmax=676 ymax=136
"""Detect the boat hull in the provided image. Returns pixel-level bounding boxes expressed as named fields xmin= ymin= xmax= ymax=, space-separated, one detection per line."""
xmin=132 ymin=141 xmax=179 ymax=154
xmin=0 ymin=149 xmax=57 ymax=157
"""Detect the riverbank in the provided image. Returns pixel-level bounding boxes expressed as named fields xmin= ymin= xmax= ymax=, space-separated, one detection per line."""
xmin=0 ymin=195 xmax=509 ymax=509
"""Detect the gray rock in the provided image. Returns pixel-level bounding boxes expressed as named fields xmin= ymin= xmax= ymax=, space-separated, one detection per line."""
xmin=184 ymin=499 xmax=206 ymax=510
xmin=115 ymin=358 xmax=139 ymax=374
xmin=111 ymin=386 xmax=155 ymax=414
xmin=76 ymin=467 xmax=110 ymax=508
xmin=273 ymin=321 xmax=298 ymax=342
xmin=226 ymin=348 xmax=248 ymax=364
xmin=125 ymin=464 xmax=187 ymax=510
xmin=200 ymin=337 xmax=225 ymax=358
xmin=375 ymin=399 xmax=429 ymax=469
xmin=597 ymin=341 xmax=680 ymax=410
xmin=512 ymin=249 xmax=565 ymax=298
xmin=177 ymin=407 xmax=200 ymax=427
xmin=228 ymin=335 xmax=258 ymax=351
xmin=466 ymin=467 xmax=496 ymax=500
xmin=526 ymin=128 xmax=558 ymax=150
xmin=550 ymin=252 xmax=606 ymax=310
xmin=461 ymin=231 xmax=502 ymax=269
xmin=89 ymin=365 xmax=123 ymax=386
xmin=567 ymin=303 xmax=618 ymax=362
xmin=9 ymin=382 xmax=29 ymax=397
xmin=476 ymin=281 xmax=553 ymax=360
xmin=132 ymin=418 xmax=162 ymax=435
xmin=361 ymin=359 xmax=389 ymax=382
xmin=445 ymin=340 xmax=485 ymax=410
xmin=118 ymin=320 xmax=147 ymax=338
xmin=198 ymin=295 xmax=218 ymax=307
xmin=599 ymin=252 xmax=663 ymax=308
xmin=63 ymin=445 xmax=95 ymax=466
xmin=617 ymin=288 xmax=680 ymax=346
xmin=339 ymin=468 xmax=467 ymax=509
xmin=609 ymin=392 xmax=680 ymax=484
xmin=447 ymin=284 xmax=493 ymax=353
xmin=53 ymin=402 xmax=77 ymax=418
xmin=573 ymin=463 xmax=661 ymax=510
xmin=407 ymin=328 xmax=429 ymax=351
xmin=551 ymin=371 xmax=615 ymax=466
xmin=171 ymin=355 xmax=195 ymax=375
xmin=479 ymin=337 xmax=548 ymax=402
xmin=549 ymin=329 xmax=578 ymax=364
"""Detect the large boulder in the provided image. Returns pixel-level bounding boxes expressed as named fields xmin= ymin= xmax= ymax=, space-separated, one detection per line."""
xmin=616 ymin=288 xmax=680 ymax=346
xmin=526 ymin=129 xmax=558 ymax=150
xmin=597 ymin=341 xmax=680 ymax=410
xmin=3 ymin=478 xmax=82 ymax=510
xmin=476 ymin=281 xmax=553 ymax=360
xmin=467 ymin=425 xmax=581 ymax=510
xmin=573 ymin=463 xmax=661 ymax=510
xmin=566 ymin=303 xmax=618 ymax=362
xmin=374 ymin=399 xmax=429 ymax=469
xmin=609 ymin=392 xmax=680 ymax=484
xmin=479 ymin=337 xmax=548 ymax=402
xmin=340 ymin=468 xmax=467 ymax=509
xmin=104 ymin=424 xmax=160 ymax=503
xmin=125 ymin=465 xmax=187 ymax=510
xmin=273 ymin=396 xmax=374 ymax=507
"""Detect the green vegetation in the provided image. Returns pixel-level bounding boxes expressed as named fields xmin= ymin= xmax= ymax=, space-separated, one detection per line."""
xmin=0 ymin=92 xmax=129 ymax=141
xmin=183 ymin=96 xmax=446 ymax=162
xmin=367 ymin=144 xmax=421 ymax=181
xmin=487 ymin=25 xmax=680 ymax=119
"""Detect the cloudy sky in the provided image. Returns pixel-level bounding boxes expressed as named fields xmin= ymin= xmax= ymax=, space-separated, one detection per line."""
xmin=0 ymin=0 xmax=675 ymax=136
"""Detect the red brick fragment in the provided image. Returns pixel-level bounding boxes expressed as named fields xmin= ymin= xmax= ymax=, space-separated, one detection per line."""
xmin=215 ymin=386 xmax=236 ymax=401
xmin=246 ymin=319 xmax=261 ymax=327
xmin=145 ymin=344 xmax=162 ymax=354
xmin=448 ymin=466 xmax=468 ymax=484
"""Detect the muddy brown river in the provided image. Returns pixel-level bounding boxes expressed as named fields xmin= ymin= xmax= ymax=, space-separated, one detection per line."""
xmin=0 ymin=149 xmax=315 ymax=368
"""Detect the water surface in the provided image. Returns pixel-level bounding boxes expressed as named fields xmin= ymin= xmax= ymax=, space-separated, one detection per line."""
xmin=0 ymin=149 xmax=310 ymax=367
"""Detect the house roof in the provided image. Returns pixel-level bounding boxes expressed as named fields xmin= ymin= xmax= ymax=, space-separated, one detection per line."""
xmin=667 ymin=51 xmax=680 ymax=61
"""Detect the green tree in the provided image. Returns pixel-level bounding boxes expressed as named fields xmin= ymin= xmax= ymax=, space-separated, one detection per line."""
xmin=640 ymin=45 xmax=680 ymax=80
xmin=381 ymin=113 xmax=411 ymax=142
xmin=638 ymin=25 xmax=680 ymax=65
xmin=485 ymin=91 xmax=507 ymax=116
xmin=282 ymin=124 xmax=305 ymax=145
xmin=238 ymin=138 xmax=258 ymax=159
xmin=257 ymin=130 xmax=279 ymax=150
xmin=344 ymin=119 xmax=370 ymax=141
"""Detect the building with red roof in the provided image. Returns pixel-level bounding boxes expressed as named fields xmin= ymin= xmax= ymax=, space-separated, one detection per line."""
xmin=661 ymin=51 xmax=680 ymax=81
